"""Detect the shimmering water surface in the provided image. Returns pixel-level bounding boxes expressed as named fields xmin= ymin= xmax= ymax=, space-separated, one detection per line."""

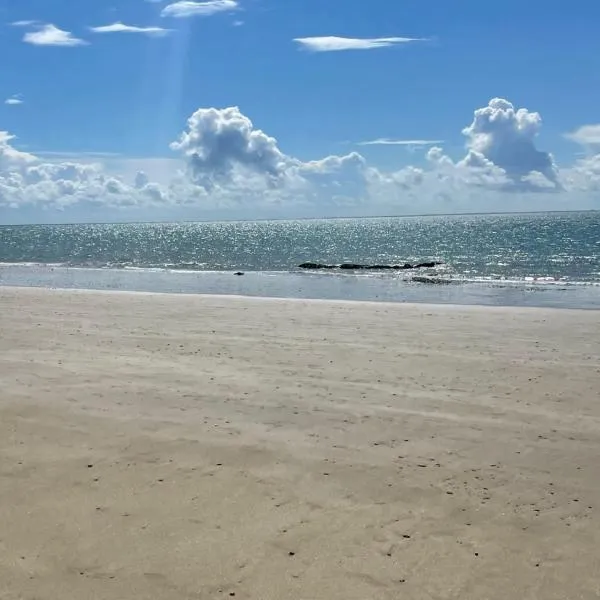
xmin=1 ymin=212 xmax=599 ymax=308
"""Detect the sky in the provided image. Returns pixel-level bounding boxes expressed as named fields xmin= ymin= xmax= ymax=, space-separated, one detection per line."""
xmin=1 ymin=0 xmax=600 ymax=224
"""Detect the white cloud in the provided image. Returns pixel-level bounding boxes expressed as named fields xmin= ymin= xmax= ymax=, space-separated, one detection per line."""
xmin=11 ymin=20 xmax=39 ymax=27
xmin=362 ymin=97 xmax=596 ymax=209
xmin=90 ymin=22 xmax=171 ymax=36
xmin=35 ymin=153 xmax=184 ymax=186
xmin=357 ymin=138 xmax=443 ymax=146
xmin=1 ymin=98 xmax=600 ymax=218
xmin=161 ymin=1 xmax=238 ymax=18
xmin=565 ymin=124 xmax=600 ymax=148
xmin=1 ymin=132 xmax=37 ymax=169
xmin=0 ymin=133 xmax=167 ymax=211
xmin=5 ymin=95 xmax=24 ymax=106
xmin=23 ymin=24 xmax=87 ymax=47
xmin=461 ymin=97 xmax=560 ymax=190
xmin=170 ymin=106 xmax=289 ymax=189
xmin=564 ymin=153 xmax=600 ymax=192
xmin=294 ymin=36 xmax=425 ymax=52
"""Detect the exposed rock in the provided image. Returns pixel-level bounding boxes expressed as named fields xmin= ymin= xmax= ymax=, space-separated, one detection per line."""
xmin=411 ymin=276 xmax=453 ymax=285
xmin=298 ymin=261 xmax=443 ymax=271
xmin=298 ymin=262 xmax=337 ymax=270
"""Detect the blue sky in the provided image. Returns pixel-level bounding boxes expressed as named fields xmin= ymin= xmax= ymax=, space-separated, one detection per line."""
xmin=1 ymin=0 xmax=600 ymax=223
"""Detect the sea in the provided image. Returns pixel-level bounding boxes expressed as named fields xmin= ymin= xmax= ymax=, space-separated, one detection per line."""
xmin=1 ymin=211 xmax=599 ymax=309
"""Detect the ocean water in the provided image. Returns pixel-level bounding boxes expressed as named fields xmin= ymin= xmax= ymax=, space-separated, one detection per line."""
xmin=1 ymin=212 xmax=599 ymax=308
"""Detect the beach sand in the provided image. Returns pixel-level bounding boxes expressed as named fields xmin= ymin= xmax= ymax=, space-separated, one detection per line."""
xmin=1 ymin=287 xmax=599 ymax=600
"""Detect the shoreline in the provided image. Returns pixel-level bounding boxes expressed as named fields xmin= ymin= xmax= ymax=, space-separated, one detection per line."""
xmin=3 ymin=260 xmax=599 ymax=286
xmin=2 ymin=284 xmax=598 ymax=312
xmin=2 ymin=265 xmax=600 ymax=310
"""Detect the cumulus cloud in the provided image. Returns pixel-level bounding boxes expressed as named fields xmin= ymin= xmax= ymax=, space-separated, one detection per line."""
xmin=0 ymin=133 xmax=164 ymax=210
xmin=294 ymin=36 xmax=425 ymax=52
xmin=2 ymin=97 xmax=599 ymax=218
xmin=293 ymin=152 xmax=370 ymax=206
xmin=90 ymin=22 xmax=171 ymax=36
xmin=461 ymin=98 xmax=560 ymax=189
xmin=161 ymin=1 xmax=238 ymax=18
xmin=167 ymin=106 xmax=376 ymax=211
xmin=22 ymin=24 xmax=87 ymax=47
xmin=564 ymin=153 xmax=600 ymax=192
xmin=170 ymin=106 xmax=289 ymax=189
xmin=0 ymin=133 xmax=36 ymax=169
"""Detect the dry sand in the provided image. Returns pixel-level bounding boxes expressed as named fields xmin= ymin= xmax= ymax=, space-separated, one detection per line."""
xmin=1 ymin=287 xmax=599 ymax=600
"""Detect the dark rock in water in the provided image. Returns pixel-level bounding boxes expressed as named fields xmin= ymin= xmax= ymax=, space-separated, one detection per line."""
xmin=298 ymin=261 xmax=443 ymax=271
xmin=298 ymin=262 xmax=336 ymax=270
xmin=234 ymin=271 xmax=244 ymax=276
xmin=412 ymin=276 xmax=452 ymax=285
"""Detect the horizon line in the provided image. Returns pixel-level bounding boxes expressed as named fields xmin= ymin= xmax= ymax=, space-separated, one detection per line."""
xmin=0 ymin=209 xmax=597 ymax=228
